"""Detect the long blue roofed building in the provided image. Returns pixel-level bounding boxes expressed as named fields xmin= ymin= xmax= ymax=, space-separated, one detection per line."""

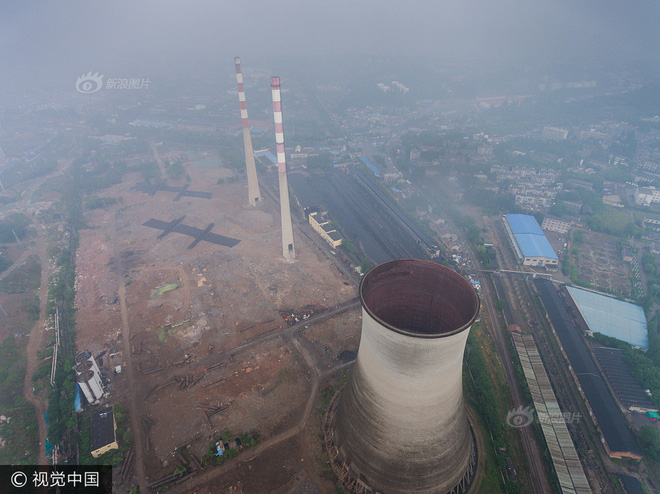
xmin=503 ymin=213 xmax=558 ymax=268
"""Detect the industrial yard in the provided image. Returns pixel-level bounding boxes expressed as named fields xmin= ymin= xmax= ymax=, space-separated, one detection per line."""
xmin=3 ymin=18 xmax=660 ymax=492
xmin=73 ymin=159 xmax=360 ymax=492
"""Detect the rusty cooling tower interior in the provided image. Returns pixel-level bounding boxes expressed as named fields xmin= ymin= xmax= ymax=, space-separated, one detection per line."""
xmin=360 ymin=259 xmax=479 ymax=337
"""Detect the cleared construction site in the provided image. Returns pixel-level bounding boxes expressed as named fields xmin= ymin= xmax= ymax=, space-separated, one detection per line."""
xmin=72 ymin=137 xmax=363 ymax=492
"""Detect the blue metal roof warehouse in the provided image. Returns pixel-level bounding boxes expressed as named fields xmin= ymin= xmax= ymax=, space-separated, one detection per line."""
xmin=503 ymin=214 xmax=558 ymax=267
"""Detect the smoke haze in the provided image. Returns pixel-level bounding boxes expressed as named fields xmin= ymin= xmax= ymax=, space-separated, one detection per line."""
xmin=1 ymin=0 xmax=659 ymax=98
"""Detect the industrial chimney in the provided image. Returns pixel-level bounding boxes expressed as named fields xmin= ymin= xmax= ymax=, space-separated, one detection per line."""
xmin=234 ymin=57 xmax=262 ymax=207
xmin=270 ymin=76 xmax=295 ymax=262
xmin=326 ymin=259 xmax=480 ymax=494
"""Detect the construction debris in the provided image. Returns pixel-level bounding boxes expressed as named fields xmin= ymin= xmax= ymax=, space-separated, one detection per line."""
xmin=120 ymin=449 xmax=134 ymax=482
xmin=171 ymin=354 xmax=192 ymax=367
xmin=145 ymin=378 xmax=177 ymax=399
xmin=139 ymin=364 xmax=164 ymax=375
xmin=202 ymin=376 xmax=227 ymax=389
xmin=176 ymin=434 xmax=202 ymax=450
xmin=207 ymin=404 xmax=230 ymax=418
xmin=175 ymin=373 xmax=204 ymax=390
xmin=140 ymin=415 xmax=153 ymax=452
xmin=205 ymin=361 xmax=225 ymax=372
xmin=201 ymin=410 xmax=213 ymax=430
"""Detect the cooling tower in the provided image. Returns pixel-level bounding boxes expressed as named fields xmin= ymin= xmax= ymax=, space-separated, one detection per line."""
xmin=327 ymin=259 xmax=480 ymax=494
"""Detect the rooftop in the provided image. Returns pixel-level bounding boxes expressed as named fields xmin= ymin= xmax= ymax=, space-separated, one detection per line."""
xmin=90 ymin=407 xmax=116 ymax=453
xmin=567 ymin=286 xmax=648 ymax=349
xmin=505 ymin=214 xmax=558 ymax=260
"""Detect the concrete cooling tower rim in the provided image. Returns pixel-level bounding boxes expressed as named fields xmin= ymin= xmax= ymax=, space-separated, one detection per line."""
xmin=359 ymin=259 xmax=480 ymax=338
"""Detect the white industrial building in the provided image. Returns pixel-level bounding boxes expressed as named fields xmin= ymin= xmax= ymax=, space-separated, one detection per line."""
xmin=74 ymin=351 xmax=105 ymax=405
xmin=634 ymin=186 xmax=660 ymax=207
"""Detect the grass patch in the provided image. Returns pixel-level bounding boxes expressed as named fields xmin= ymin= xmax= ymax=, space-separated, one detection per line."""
xmin=0 ymin=336 xmax=38 ymax=464
xmin=85 ymin=195 xmax=118 ymax=210
xmin=21 ymin=296 xmax=40 ymax=322
xmin=0 ymin=213 xmax=30 ymax=243
xmin=261 ymin=380 xmax=282 ymax=397
xmin=156 ymin=322 xmax=189 ymax=344
xmin=0 ymin=254 xmax=11 ymax=274
xmin=0 ymin=255 xmax=41 ymax=294
xmin=150 ymin=281 xmax=180 ymax=299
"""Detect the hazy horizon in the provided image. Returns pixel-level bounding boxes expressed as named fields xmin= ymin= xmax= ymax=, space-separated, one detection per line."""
xmin=1 ymin=0 xmax=659 ymax=101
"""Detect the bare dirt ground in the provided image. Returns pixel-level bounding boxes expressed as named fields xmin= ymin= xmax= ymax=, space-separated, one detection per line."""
xmin=574 ymin=231 xmax=632 ymax=295
xmin=74 ymin=159 xmax=359 ymax=493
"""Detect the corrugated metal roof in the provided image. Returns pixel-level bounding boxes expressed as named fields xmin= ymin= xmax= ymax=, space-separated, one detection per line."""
xmin=254 ymin=149 xmax=278 ymax=165
xmin=507 ymin=214 xmax=544 ymax=235
xmin=518 ymin=233 xmax=558 ymax=260
xmin=505 ymin=214 xmax=558 ymax=260
xmin=360 ymin=156 xmax=381 ymax=176
xmin=513 ymin=333 xmax=591 ymax=494
xmin=567 ymin=286 xmax=648 ymax=349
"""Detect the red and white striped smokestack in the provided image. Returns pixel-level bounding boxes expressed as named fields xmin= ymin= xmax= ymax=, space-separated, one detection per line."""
xmin=234 ymin=57 xmax=262 ymax=207
xmin=271 ymin=76 xmax=296 ymax=262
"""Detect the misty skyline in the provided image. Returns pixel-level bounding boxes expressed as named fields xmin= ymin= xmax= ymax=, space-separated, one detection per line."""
xmin=1 ymin=0 xmax=659 ymax=100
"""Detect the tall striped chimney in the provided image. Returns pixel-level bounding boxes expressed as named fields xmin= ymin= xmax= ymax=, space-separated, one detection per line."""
xmin=270 ymin=76 xmax=296 ymax=262
xmin=234 ymin=57 xmax=262 ymax=207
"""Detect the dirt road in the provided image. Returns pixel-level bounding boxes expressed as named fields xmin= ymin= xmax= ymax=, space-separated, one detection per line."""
xmin=112 ymin=207 xmax=149 ymax=494
xmin=21 ymin=222 xmax=49 ymax=464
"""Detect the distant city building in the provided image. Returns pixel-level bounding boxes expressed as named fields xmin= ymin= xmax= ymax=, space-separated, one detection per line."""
xmin=566 ymin=178 xmax=593 ymax=191
xmin=542 ymin=126 xmax=569 ymax=140
xmin=176 ymin=123 xmax=216 ymax=133
xmin=541 ymin=216 xmax=570 ymax=234
xmin=503 ymin=214 xmax=558 ymax=268
xmin=643 ymin=214 xmax=660 ymax=231
xmin=254 ymin=149 xmax=278 ymax=167
xmin=603 ymin=194 xmax=625 ymax=208
xmin=634 ymin=186 xmax=660 ymax=207
xmin=622 ymin=246 xmax=634 ymax=263
xmin=563 ymin=200 xmax=582 ymax=214
xmin=602 ymin=181 xmax=625 ymax=208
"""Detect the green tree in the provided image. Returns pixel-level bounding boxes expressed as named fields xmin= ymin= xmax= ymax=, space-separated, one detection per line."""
xmin=360 ymin=259 xmax=374 ymax=274
xmin=639 ymin=426 xmax=660 ymax=461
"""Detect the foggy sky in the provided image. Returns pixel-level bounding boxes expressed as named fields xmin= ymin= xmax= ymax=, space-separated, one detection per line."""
xmin=1 ymin=0 xmax=659 ymax=99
